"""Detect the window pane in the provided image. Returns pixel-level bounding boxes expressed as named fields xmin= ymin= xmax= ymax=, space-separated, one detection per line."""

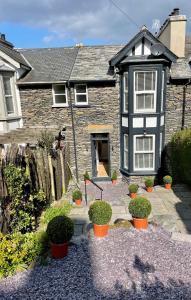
xmin=124 ymin=135 xmax=128 ymax=149
xmin=124 ymin=92 xmax=128 ymax=111
xmin=76 ymin=85 xmax=86 ymax=93
xmin=136 ymin=137 xmax=144 ymax=151
xmin=76 ymin=94 xmax=87 ymax=103
xmin=124 ymin=73 xmax=128 ymax=90
xmin=145 ymin=94 xmax=154 ymax=109
xmin=3 ymin=77 xmax=12 ymax=95
xmin=54 ymin=85 xmax=65 ymax=94
xmin=5 ymin=96 xmax=14 ymax=114
xmin=144 ymin=137 xmax=153 ymax=151
xmin=55 ymin=95 xmax=66 ymax=104
xmin=136 ymin=94 xmax=144 ymax=109
xmin=144 ymin=153 xmax=153 ymax=168
xmin=136 ymin=72 xmax=144 ymax=91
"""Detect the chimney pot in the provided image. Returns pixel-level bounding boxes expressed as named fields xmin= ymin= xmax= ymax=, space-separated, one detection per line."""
xmin=173 ymin=8 xmax=180 ymax=16
xmin=1 ymin=34 xmax=5 ymax=40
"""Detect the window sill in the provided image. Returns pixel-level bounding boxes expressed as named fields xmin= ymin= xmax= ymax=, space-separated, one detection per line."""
xmin=73 ymin=104 xmax=90 ymax=108
xmin=52 ymin=105 xmax=69 ymax=108
xmin=120 ymin=168 xmax=157 ymax=176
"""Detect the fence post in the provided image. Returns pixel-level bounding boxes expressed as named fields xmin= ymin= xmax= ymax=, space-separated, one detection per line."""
xmin=48 ymin=154 xmax=55 ymax=201
xmin=60 ymin=150 xmax=66 ymax=195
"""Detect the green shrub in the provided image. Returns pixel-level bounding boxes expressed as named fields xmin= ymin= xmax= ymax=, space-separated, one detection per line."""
xmin=0 ymin=231 xmax=48 ymax=278
xmin=84 ymin=171 xmax=90 ymax=180
xmin=88 ymin=201 xmax=112 ymax=225
xmin=42 ymin=203 xmax=72 ymax=224
xmin=111 ymin=170 xmax=117 ymax=180
xmin=145 ymin=178 xmax=154 ymax=188
xmin=128 ymin=184 xmax=138 ymax=193
xmin=163 ymin=175 xmax=172 ymax=184
xmin=128 ymin=197 xmax=151 ymax=219
xmin=170 ymin=129 xmax=191 ymax=184
xmin=3 ymin=164 xmax=47 ymax=233
xmin=46 ymin=215 xmax=74 ymax=244
xmin=72 ymin=190 xmax=82 ymax=200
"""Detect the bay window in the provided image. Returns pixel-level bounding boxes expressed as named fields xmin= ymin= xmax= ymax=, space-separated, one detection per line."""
xmin=134 ymin=135 xmax=155 ymax=170
xmin=134 ymin=71 xmax=157 ymax=113
xmin=2 ymin=75 xmax=15 ymax=115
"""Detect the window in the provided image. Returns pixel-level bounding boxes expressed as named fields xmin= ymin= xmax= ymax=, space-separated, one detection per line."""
xmin=161 ymin=71 xmax=164 ymax=112
xmin=74 ymin=84 xmax=88 ymax=105
xmin=52 ymin=84 xmax=67 ymax=106
xmin=123 ymin=73 xmax=128 ymax=112
xmin=134 ymin=135 xmax=155 ymax=170
xmin=134 ymin=71 xmax=157 ymax=113
xmin=3 ymin=76 xmax=14 ymax=115
xmin=124 ymin=134 xmax=128 ymax=169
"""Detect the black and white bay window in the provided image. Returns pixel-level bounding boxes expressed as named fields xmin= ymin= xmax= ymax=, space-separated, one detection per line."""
xmin=74 ymin=84 xmax=88 ymax=105
xmin=52 ymin=84 xmax=68 ymax=106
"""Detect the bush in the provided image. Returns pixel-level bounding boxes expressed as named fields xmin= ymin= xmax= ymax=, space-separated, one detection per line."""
xmin=145 ymin=178 xmax=154 ymax=188
xmin=170 ymin=129 xmax=191 ymax=184
xmin=0 ymin=231 xmax=48 ymax=278
xmin=72 ymin=190 xmax=82 ymax=200
xmin=46 ymin=216 xmax=74 ymax=244
xmin=128 ymin=197 xmax=151 ymax=219
xmin=128 ymin=184 xmax=138 ymax=193
xmin=111 ymin=170 xmax=117 ymax=180
xmin=88 ymin=201 xmax=112 ymax=225
xmin=163 ymin=175 xmax=172 ymax=184
xmin=84 ymin=171 xmax=90 ymax=180
xmin=42 ymin=203 xmax=72 ymax=224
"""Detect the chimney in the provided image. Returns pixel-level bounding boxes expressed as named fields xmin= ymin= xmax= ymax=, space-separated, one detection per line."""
xmin=0 ymin=33 xmax=14 ymax=49
xmin=158 ymin=8 xmax=187 ymax=57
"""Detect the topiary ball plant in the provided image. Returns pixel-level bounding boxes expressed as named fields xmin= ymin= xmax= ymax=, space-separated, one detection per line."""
xmin=46 ymin=215 xmax=74 ymax=244
xmin=72 ymin=190 xmax=82 ymax=201
xmin=111 ymin=170 xmax=117 ymax=181
xmin=145 ymin=178 xmax=154 ymax=188
xmin=163 ymin=175 xmax=172 ymax=184
xmin=83 ymin=171 xmax=90 ymax=180
xmin=128 ymin=184 xmax=139 ymax=193
xmin=88 ymin=201 xmax=112 ymax=225
xmin=128 ymin=197 xmax=152 ymax=219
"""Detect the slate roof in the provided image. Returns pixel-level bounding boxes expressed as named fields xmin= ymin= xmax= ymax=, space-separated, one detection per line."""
xmin=18 ymin=47 xmax=79 ymax=83
xmin=70 ymin=45 xmax=122 ymax=81
xmin=0 ymin=43 xmax=29 ymax=67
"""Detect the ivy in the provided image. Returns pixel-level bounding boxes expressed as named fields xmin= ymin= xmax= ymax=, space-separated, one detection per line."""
xmin=3 ymin=164 xmax=47 ymax=234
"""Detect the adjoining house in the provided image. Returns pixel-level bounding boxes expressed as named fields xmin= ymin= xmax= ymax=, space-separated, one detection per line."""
xmin=0 ymin=8 xmax=190 ymax=181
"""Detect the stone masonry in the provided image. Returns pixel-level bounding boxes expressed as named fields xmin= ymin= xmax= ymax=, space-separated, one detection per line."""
xmin=19 ymin=82 xmax=120 ymax=179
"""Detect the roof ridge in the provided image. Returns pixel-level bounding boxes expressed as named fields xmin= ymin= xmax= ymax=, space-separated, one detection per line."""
xmin=68 ymin=47 xmax=79 ymax=81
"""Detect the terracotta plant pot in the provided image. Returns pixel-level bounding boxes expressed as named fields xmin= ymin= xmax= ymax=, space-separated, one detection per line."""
xmin=133 ymin=218 xmax=148 ymax=230
xmin=50 ymin=242 xmax=68 ymax=258
xmin=85 ymin=179 xmax=91 ymax=185
xmin=112 ymin=179 xmax=117 ymax=185
xmin=75 ymin=199 xmax=82 ymax=206
xmin=146 ymin=187 xmax=153 ymax=192
xmin=130 ymin=192 xmax=137 ymax=199
xmin=93 ymin=224 xmax=109 ymax=237
xmin=165 ymin=183 xmax=171 ymax=189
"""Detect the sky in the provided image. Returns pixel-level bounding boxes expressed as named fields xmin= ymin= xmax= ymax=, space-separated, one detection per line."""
xmin=0 ymin=0 xmax=190 ymax=48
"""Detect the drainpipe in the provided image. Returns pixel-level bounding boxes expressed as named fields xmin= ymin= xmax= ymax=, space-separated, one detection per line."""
xmin=67 ymin=81 xmax=79 ymax=182
xmin=181 ymin=79 xmax=191 ymax=130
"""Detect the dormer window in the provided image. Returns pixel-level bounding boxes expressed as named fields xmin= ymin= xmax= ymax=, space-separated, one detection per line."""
xmin=134 ymin=71 xmax=157 ymax=113
xmin=52 ymin=84 xmax=68 ymax=106
xmin=74 ymin=84 xmax=88 ymax=105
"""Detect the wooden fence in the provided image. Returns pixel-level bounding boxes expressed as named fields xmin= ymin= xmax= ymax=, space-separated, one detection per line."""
xmin=0 ymin=143 xmax=71 ymax=202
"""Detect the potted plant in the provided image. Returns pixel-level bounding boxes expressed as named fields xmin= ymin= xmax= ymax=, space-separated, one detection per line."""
xmin=111 ymin=170 xmax=117 ymax=184
xmin=128 ymin=184 xmax=138 ymax=199
xmin=145 ymin=178 xmax=154 ymax=192
xmin=46 ymin=215 xmax=74 ymax=258
xmin=84 ymin=171 xmax=91 ymax=184
xmin=72 ymin=190 xmax=82 ymax=205
xmin=128 ymin=196 xmax=151 ymax=230
xmin=163 ymin=175 xmax=172 ymax=189
xmin=88 ymin=201 xmax=112 ymax=237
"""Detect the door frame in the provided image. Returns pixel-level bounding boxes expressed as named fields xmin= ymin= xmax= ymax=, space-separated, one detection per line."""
xmin=91 ymin=133 xmax=111 ymax=181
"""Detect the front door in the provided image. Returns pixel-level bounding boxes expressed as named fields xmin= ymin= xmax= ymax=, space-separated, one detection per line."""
xmin=91 ymin=133 xmax=110 ymax=179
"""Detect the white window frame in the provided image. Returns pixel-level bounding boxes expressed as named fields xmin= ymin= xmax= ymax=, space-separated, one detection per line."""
xmin=2 ymin=75 xmax=15 ymax=116
xmin=74 ymin=84 xmax=88 ymax=105
xmin=52 ymin=84 xmax=68 ymax=107
xmin=133 ymin=134 xmax=155 ymax=171
xmin=134 ymin=70 xmax=157 ymax=113
xmin=123 ymin=73 xmax=128 ymax=113
xmin=124 ymin=134 xmax=128 ymax=169
xmin=161 ymin=71 xmax=164 ymax=112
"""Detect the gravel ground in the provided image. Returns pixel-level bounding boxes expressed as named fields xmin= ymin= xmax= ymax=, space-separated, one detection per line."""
xmin=1 ymin=226 xmax=191 ymax=299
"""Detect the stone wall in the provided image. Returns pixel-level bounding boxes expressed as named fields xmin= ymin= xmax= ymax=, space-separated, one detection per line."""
xmin=19 ymin=82 xmax=120 ymax=180
xmin=165 ymin=84 xmax=191 ymax=144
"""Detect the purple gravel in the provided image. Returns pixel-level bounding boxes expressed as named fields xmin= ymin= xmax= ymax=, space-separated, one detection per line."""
xmin=1 ymin=226 xmax=191 ymax=299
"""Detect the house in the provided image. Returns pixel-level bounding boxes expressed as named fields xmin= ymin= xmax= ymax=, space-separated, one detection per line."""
xmin=0 ymin=8 xmax=190 ymax=182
